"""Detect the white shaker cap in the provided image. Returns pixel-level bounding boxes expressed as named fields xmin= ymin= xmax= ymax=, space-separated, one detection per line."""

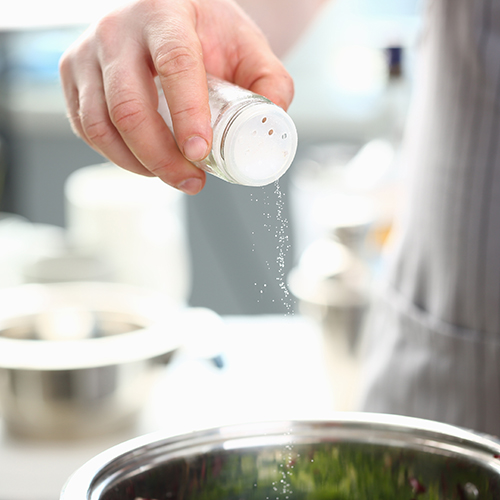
xmin=222 ymin=102 xmax=298 ymax=186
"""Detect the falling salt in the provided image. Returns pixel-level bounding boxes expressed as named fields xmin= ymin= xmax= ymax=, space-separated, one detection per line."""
xmin=250 ymin=182 xmax=295 ymax=314
xmin=273 ymin=427 xmax=294 ymax=500
xmin=273 ymin=181 xmax=294 ymax=315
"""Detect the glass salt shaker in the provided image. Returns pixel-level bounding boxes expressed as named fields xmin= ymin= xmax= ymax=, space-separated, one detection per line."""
xmin=157 ymin=75 xmax=298 ymax=186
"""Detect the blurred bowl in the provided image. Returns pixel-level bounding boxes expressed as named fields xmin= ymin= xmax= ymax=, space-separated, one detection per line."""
xmin=61 ymin=414 xmax=500 ymax=499
xmin=0 ymin=282 xmax=212 ymax=439
xmin=288 ymin=238 xmax=368 ymax=352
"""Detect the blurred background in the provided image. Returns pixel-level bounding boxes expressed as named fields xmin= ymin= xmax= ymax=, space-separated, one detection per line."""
xmin=0 ymin=0 xmax=422 ymax=314
xmin=0 ymin=1 xmax=424 ymax=499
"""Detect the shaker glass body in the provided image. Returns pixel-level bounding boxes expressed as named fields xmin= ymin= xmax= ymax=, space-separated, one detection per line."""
xmin=157 ymin=75 xmax=298 ymax=186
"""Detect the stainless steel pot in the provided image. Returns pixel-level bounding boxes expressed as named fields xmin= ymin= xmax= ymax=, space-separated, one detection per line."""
xmin=61 ymin=414 xmax=500 ymax=499
xmin=0 ymin=282 xmax=217 ymax=439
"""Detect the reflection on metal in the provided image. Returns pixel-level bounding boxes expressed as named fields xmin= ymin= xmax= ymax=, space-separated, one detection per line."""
xmin=62 ymin=415 xmax=500 ymax=499
xmin=0 ymin=282 xmax=221 ymax=439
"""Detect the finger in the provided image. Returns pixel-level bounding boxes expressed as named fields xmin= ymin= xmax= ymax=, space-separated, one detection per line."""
xmin=60 ymin=43 xmax=154 ymax=177
xmin=232 ymin=36 xmax=294 ymax=111
xmin=245 ymin=70 xmax=295 ymax=112
xmin=98 ymin=36 xmax=206 ymax=193
xmin=198 ymin=1 xmax=294 ymax=111
xmin=59 ymin=47 xmax=95 ymax=147
xmin=145 ymin=5 xmax=213 ymax=163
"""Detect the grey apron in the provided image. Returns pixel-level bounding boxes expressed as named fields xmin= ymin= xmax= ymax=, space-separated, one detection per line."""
xmin=357 ymin=0 xmax=500 ymax=436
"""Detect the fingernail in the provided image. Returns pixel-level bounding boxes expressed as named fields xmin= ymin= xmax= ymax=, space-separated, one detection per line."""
xmin=178 ymin=177 xmax=203 ymax=195
xmin=183 ymin=136 xmax=209 ymax=161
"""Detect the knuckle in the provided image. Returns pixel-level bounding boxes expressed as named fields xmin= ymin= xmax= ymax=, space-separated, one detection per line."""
xmin=147 ymin=156 xmax=174 ymax=177
xmin=67 ymin=113 xmax=84 ymax=139
xmin=93 ymin=12 xmax=121 ymax=46
xmin=147 ymin=155 xmax=187 ymax=184
xmin=58 ymin=52 xmax=71 ymax=75
xmin=281 ymin=73 xmax=295 ymax=104
xmin=170 ymin=103 xmax=200 ymax=120
xmin=155 ymin=45 xmax=200 ymax=79
xmin=81 ymin=115 xmax=115 ymax=146
xmin=108 ymin=95 xmax=147 ymax=133
xmin=285 ymin=72 xmax=295 ymax=93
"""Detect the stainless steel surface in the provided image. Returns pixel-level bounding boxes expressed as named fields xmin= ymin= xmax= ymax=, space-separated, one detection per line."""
xmin=61 ymin=414 xmax=500 ymax=499
xmin=0 ymin=282 xmax=214 ymax=439
xmin=0 ymin=315 xmax=332 ymax=500
xmin=288 ymin=236 xmax=370 ymax=411
xmin=288 ymin=238 xmax=369 ymax=334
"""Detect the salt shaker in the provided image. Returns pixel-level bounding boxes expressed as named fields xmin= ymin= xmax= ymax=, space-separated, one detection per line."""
xmin=157 ymin=75 xmax=298 ymax=186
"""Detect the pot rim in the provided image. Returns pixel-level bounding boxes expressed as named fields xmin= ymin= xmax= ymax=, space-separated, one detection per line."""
xmin=60 ymin=413 xmax=500 ymax=500
xmin=0 ymin=282 xmax=213 ymax=370
xmin=0 ymin=324 xmax=181 ymax=370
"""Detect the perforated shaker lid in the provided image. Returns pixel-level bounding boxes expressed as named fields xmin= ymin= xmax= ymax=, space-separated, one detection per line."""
xmin=222 ymin=102 xmax=298 ymax=186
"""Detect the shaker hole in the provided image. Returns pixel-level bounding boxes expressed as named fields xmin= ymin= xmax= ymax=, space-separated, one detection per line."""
xmin=262 ymin=117 xmax=267 ymax=123
xmin=282 ymin=133 xmax=288 ymax=139
xmin=268 ymin=129 xmax=274 ymax=136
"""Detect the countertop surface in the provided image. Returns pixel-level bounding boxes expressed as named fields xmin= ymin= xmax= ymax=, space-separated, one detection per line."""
xmin=0 ymin=314 xmax=344 ymax=500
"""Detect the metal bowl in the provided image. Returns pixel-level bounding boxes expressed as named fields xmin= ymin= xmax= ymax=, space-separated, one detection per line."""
xmin=62 ymin=414 xmax=500 ymax=499
xmin=0 ymin=282 xmax=215 ymax=439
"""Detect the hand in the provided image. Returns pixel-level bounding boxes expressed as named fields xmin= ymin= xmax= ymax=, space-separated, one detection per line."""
xmin=59 ymin=0 xmax=294 ymax=194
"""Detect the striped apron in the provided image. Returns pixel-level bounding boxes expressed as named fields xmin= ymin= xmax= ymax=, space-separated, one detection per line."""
xmin=357 ymin=0 xmax=500 ymax=436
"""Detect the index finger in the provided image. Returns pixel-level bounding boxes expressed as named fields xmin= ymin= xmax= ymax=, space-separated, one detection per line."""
xmin=146 ymin=8 xmax=213 ymax=163
xmin=95 ymin=14 xmax=207 ymax=193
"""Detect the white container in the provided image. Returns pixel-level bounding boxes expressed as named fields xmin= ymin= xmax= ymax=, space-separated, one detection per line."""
xmin=158 ymin=75 xmax=298 ymax=186
xmin=64 ymin=163 xmax=191 ymax=304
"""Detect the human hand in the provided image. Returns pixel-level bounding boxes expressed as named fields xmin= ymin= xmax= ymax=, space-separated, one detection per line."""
xmin=59 ymin=0 xmax=294 ymax=194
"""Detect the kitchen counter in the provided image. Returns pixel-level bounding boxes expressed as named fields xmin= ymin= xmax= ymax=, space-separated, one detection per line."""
xmin=0 ymin=314 xmax=346 ymax=500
